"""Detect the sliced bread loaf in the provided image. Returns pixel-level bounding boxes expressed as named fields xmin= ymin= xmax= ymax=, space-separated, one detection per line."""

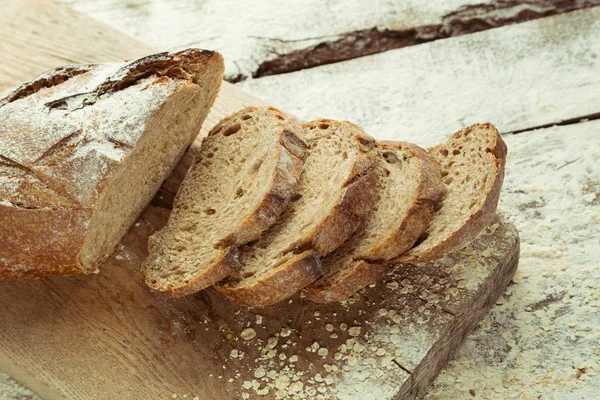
xmin=394 ymin=123 xmax=507 ymax=263
xmin=143 ymin=106 xmax=306 ymax=296
xmin=215 ymin=120 xmax=377 ymax=307
xmin=304 ymin=141 xmax=445 ymax=303
xmin=0 ymin=49 xmax=224 ymax=279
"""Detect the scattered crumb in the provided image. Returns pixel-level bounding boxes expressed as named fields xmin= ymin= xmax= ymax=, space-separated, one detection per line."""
xmin=280 ymin=327 xmax=291 ymax=337
xmin=348 ymin=327 xmax=361 ymax=337
xmin=241 ymin=328 xmax=256 ymax=340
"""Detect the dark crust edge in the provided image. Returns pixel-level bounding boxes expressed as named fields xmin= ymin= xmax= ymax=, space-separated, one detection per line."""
xmin=215 ymin=250 xmax=322 ymax=307
xmin=310 ymin=122 xmax=377 ymax=256
xmin=2 ymin=49 xmax=222 ymax=112
xmin=395 ymin=123 xmax=507 ymax=263
xmin=144 ymin=107 xmax=304 ymax=294
xmin=218 ymin=107 xmax=307 ymax=247
xmin=146 ymin=247 xmax=242 ymax=297
xmin=312 ymin=165 xmax=377 ymax=256
xmin=48 ymin=49 xmax=221 ymax=110
xmin=303 ymin=260 xmax=389 ymax=303
xmin=0 ymin=206 xmax=91 ymax=278
xmin=213 ymin=120 xmax=376 ymax=306
xmin=0 ymin=65 xmax=95 ymax=107
xmin=226 ymin=145 xmax=303 ymax=246
xmin=364 ymin=141 xmax=446 ymax=260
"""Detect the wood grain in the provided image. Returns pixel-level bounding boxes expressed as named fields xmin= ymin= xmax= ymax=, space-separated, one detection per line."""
xmin=0 ymin=1 xmax=519 ymax=399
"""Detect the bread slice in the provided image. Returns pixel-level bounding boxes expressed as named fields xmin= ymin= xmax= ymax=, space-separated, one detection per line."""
xmin=142 ymin=107 xmax=306 ymax=296
xmin=216 ymin=120 xmax=377 ymax=307
xmin=0 ymin=49 xmax=224 ymax=279
xmin=304 ymin=141 xmax=445 ymax=303
xmin=394 ymin=123 xmax=507 ymax=263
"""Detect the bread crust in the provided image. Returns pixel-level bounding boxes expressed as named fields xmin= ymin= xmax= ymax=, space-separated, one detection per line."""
xmin=312 ymin=156 xmax=377 ymax=256
xmin=394 ymin=123 xmax=507 ymax=263
xmin=307 ymin=120 xmax=376 ymax=256
xmin=216 ymin=250 xmax=322 ymax=307
xmin=230 ymin=147 xmax=303 ymax=245
xmin=364 ymin=141 xmax=445 ymax=260
xmin=161 ymin=247 xmax=242 ymax=297
xmin=0 ymin=49 xmax=224 ymax=279
xmin=304 ymin=260 xmax=389 ymax=303
xmin=0 ymin=206 xmax=91 ymax=279
xmin=304 ymin=141 xmax=445 ymax=302
xmin=0 ymin=64 xmax=94 ymax=107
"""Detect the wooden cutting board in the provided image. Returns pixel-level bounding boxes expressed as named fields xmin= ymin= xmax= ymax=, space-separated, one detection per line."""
xmin=0 ymin=1 xmax=519 ymax=399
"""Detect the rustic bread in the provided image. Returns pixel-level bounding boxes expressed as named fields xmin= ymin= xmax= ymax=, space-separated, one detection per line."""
xmin=394 ymin=123 xmax=507 ymax=263
xmin=143 ymin=107 xmax=306 ymax=295
xmin=0 ymin=49 xmax=224 ymax=279
xmin=216 ymin=120 xmax=377 ymax=307
xmin=304 ymin=141 xmax=445 ymax=303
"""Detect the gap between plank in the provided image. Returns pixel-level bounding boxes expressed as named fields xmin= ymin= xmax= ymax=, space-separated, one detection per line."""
xmin=507 ymin=111 xmax=600 ymax=134
xmin=392 ymin=359 xmax=413 ymax=375
xmin=247 ymin=0 xmax=600 ymax=81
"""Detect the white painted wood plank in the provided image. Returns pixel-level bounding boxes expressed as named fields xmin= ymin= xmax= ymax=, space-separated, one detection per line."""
xmin=58 ymin=0 xmax=496 ymax=78
xmin=239 ymin=8 xmax=600 ymax=147
xmin=427 ymin=119 xmax=600 ymax=399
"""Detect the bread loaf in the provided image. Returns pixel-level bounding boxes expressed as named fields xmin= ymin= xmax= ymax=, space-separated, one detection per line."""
xmin=0 ymin=49 xmax=224 ymax=279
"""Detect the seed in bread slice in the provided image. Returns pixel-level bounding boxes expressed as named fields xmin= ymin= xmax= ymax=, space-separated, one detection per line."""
xmin=215 ymin=120 xmax=377 ymax=307
xmin=394 ymin=122 xmax=507 ymax=263
xmin=304 ymin=141 xmax=445 ymax=303
xmin=143 ymin=106 xmax=306 ymax=296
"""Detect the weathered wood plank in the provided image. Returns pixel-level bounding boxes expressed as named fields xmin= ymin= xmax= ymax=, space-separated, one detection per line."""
xmin=0 ymin=208 xmax=517 ymax=400
xmin=58 ymin=0 xmax=600 ymax=80
xmin=240 ymin=8 xmax=600 ymax=148
xmin=0 ymin=371 xmax=37 ymax=400
xmin=427 ymin=120 xmax=600 ymax=399
xmin=0 ymin=0 xmax=154 ymax=92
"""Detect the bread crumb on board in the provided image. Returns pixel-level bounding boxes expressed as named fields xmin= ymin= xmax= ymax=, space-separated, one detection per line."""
xmin=240 ymin=328 xmax=256 ymax=340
